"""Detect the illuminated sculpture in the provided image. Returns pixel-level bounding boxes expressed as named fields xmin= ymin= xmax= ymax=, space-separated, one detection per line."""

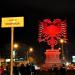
xmin=38 ymin=19 xmax=67 ymax=68
xmin=38 ymin=19 xmax=67 ymax=48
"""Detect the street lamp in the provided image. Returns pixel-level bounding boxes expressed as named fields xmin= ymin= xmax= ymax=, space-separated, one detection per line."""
xmin=14 ymin=43 xmax=19 ymax=49
xmin=29 ymin=48 xmax=33 ymax=53
xmin=27 ymin=47 xmax=33 ymax=61
xmin=60 ymin=39 xmax=64 ymax=44
xmin=60 ymin=39 xmax=65 ymax=64
xmin=13 ymin=43 xmax=19 ymax=61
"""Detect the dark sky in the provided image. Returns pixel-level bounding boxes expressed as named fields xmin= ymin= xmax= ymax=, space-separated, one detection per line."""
xmin=0 ymin=0 xmax=75 ymax=62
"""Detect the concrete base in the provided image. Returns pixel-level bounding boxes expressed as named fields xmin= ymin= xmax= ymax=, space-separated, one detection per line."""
xmin=42 ymin=49 xmax=61 ymax=70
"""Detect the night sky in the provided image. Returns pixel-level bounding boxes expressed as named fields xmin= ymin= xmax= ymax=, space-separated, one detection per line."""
xmin=0 ymin=0 xmax=75 ymax=62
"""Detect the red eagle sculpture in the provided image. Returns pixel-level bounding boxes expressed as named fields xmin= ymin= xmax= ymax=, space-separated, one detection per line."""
xmin=38 ymin=19 xmax=67 ymax=49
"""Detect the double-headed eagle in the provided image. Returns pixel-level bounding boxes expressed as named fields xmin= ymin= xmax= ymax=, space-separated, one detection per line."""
xmin=38 ymin=19 xmax=67 ymax=49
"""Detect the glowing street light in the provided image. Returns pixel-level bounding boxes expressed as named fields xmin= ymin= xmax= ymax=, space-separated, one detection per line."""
xmin=13 ymin=43 xmax=19 ymax=61
xmin=27 ymin=47 xmax=33 ymax=61
xmin=60 ymin=39 xmax=65 ymax=64
xmin=14 ymin=43 xmax=19 ymax=49
xmin=29 ymin=48 xmax=33 ymax=53
xmin=60 ymin=39 xmax=64 ymax=44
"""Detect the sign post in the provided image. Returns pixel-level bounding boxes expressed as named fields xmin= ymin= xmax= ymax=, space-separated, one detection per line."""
xmin=10 ymin=27 xmax=14 ymax=75
xmin=1 ymin=17 xmax=24 ymax=75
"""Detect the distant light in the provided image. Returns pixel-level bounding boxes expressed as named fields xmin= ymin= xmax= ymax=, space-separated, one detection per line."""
xmin=29 ymin=48 xmax=33 ymax=52
xmin=19 ymin=58 xmax=23 ymax=60
xmin=58 ymin=47 xmax=61 ymax=50
xmin=13 ymin=50 xmax=16 ymax=57
xmin=34 ymin=65 xmax=40 ymax=70
xmin=6 ymin=59 xmax=10 ymax=62
xmin=60 ymin=39 xmax=64 ymax=43
xmin=15 ymin=59 xmax=18 ymax=61
xmin=14 ymin=43 xmax=18 ymax=48
xmin=6 ymin=58 xmax=16 ymax=62
xmin=72 ymin=56 xmax=75 ymax=62
xmin=66 ymin=62 xmax=70 ymax=66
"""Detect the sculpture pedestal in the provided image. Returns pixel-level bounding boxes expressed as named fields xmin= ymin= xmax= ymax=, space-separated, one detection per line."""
xmin=42 ymin=49 xmax=61 ymax=70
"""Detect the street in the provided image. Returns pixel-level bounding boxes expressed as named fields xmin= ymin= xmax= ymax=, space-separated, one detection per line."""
xmin=4 ymin=70 xmax=75 ymax=75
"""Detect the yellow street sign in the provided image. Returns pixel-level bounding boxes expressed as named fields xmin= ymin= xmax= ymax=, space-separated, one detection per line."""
xmin=1 ymin=17 xmax=24 ymax=28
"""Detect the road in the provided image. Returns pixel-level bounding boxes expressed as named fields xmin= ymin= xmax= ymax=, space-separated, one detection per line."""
xmin=4 ymin=70 xmax=75 ymax=75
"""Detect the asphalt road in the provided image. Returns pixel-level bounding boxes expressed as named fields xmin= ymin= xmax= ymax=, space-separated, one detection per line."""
xmin=4 ymin=70 xmax=75 ymax=75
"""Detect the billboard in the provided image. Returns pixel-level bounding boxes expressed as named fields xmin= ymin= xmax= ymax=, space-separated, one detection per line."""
xmin=1 ymin=17 xmax=24 ymax=28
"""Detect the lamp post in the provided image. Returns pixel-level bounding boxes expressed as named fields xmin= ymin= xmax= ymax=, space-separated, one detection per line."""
xmin=13 ymin=43 xmax=19 ymax=61
xmin=60 ymin=39 xmax=65 ymax=64
xmin=27 ymin=47 xmax=33 ymax=61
